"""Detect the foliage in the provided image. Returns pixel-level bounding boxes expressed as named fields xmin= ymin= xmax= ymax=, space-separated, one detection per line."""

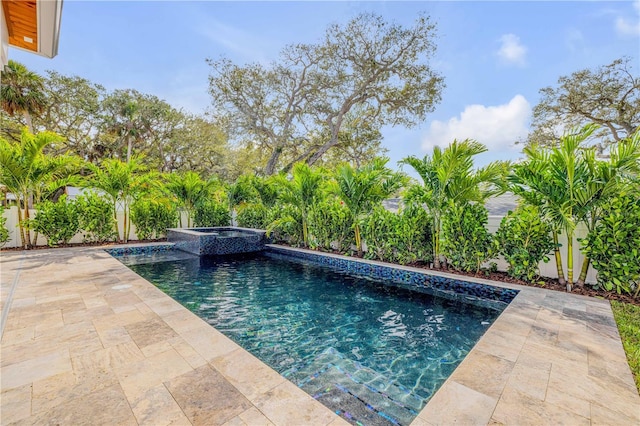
xmin=0 ymin=206 xmax=9 ymax=247
xmin=28 ymin=196 xmax=79 ymax=246
xmin=401 ymin=139 xmax=507 ymax=268
xmin=510 ymin=124 xmax=599 ymax=288
xmin=0 ymin=63 xmax=234 ymax=179
xmin=165 ymin=171 xmax=219 ymax=227
xmin=1 ymin=60 xmax=46 ymax=132
xmin=74 ymin=191 xmax=116 ymax=243
xmin=331 ymin=157 xmax=406 ymax=256
xmin=0 ymin=129 xmax=79 ymax=248
xmin=236 ymin=203 xmax=271 ymax=229
xmin=266 ymin=203 xmax=304 ymax=246
xmin=194 ymin=199 xmax=231 ymax=227
xmin=527 ymin=57 xmax=638 ymax=151
xmin=360 ymin=204 xmax=432 ymax=265
xmin=130 ymin=197 xmax=178 ymax=240
xmin=495 ymin=205 xmax=555 ymax=282
xmin=275 ymin=163 xmax=324 ymax=247
xmin=308 ymin=198 xmax=354 ymax=252
xmin=85 ymin=156 xmax=151 ymax=242
xmin=226 ymin=175 xmax=259 ymax=216
xmin=208 ymin=12 xmax=443 ymax=175
xmin=582 ymin=192 xmax=640 ymax=296
xmin=611 ymin=301 xmax=640 ymax=392
xmin=441 ymin=202 xmax=494 ymax=273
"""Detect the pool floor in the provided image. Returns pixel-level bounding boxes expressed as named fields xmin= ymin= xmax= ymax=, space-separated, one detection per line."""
xmin=124 ymin=252 xmax=502 ymax=426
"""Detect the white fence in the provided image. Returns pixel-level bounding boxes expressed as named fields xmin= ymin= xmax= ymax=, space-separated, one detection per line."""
xmin=1 ymin=206 xmax=596 ymax=284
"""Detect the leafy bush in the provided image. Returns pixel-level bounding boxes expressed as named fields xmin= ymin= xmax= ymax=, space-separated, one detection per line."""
xmin=267 ymin=203 xmax=303 ymax=246
xmin=0 ymin=206 xmax=9 ymax=247
xmin=29 ymin=195 xmax=79 ymax=246
xmin=308 ymin=199 xmax=354 ymax=252
xmin=75 ymin=191 xmax=117 ymax=243
xmin=441 ymin=201 xmax=494 ymax=273
xmin=583 ymin=193 xmax=640 ymax=296
xmin=360 ymin=205 xmax=432 ymax=265
xmin=194 ymin=199 xmax=231 ymax=227
xmin=495 ymin=205 xmax=554 ymax=282
xmin=131 ymin=198 xmax=178 ymax=240
xmin=236 ymin=203 xmax=270 ymax=229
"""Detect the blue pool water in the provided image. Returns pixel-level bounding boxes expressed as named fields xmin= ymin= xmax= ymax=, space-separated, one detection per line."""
xmin=120 ymin=251 xmax=503 ymax=426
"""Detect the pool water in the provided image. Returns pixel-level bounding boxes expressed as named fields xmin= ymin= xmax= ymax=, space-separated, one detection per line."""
xmin=123 ymin=252 xmax=502 ymax=426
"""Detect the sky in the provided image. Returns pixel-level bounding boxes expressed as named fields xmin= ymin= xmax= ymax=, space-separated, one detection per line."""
xmin=8 ymin=0 xmax=640 ymax=170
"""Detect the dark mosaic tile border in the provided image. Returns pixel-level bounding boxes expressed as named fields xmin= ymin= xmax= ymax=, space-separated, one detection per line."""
xmin=104 ymin=243 xmax=174 ymax=256
xmin=265 ymin=246 xmax=519 ymax=311
xmin=105 ymin=243 xmax=518 ymax=311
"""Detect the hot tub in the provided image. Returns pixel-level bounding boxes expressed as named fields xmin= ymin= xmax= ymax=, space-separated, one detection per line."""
xmin=167 ymin=227 xmax=268 ymax=256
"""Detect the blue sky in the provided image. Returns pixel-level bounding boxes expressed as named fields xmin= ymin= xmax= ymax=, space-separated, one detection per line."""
xmin=9 ymin=1 xmax=640 ymax=169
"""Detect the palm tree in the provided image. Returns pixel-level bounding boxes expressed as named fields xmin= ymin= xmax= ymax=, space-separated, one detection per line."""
xmin=332 ymin=157 xmax=405 ymax=256
xmin=0 ymin=129 xmax=79 ymax=248
xmin=277 ymin=163 xmax=324 ymax=247
xmin=85 ymin=156 xmax=150 ymax=242
xmin=165 ymin=171 xmax=220 ymax=227
xmin=401 ymin=139 xmax=506 ymax=268
xmin=1 ymin=60 xmax=46 ymax=132
xmin=574 ymin=129 xmax=640 ymax=286
xmin=510 ymin=124 xmax=598 ymax=290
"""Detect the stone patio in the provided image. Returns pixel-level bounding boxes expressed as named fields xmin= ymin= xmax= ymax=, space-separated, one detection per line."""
xmin=1 ymin=245 xmax=639 ymax=425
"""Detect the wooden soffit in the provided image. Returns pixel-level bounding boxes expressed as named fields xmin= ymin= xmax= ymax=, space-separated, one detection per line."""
xmin=3 ymin=0 xmax=38 ymax=52
xmin=2 ymin=0 xmax=62 ymax=58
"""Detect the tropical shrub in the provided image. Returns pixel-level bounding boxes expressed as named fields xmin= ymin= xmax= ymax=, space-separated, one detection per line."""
xmin=308 ymin=198 xmax=354 ymax=252
xmin=360 ymin=206 xmax=398 ymax=262
xmin=194 ymin=199 xmax=230 ymax=227
xmin=582 ymin=192 xmax=640 ymax=296
xmin=75 ymin=191 xmax=116 ymax=243
xmin=360 ymin=205 xmax=432 ymax=265
xmin=495 ymin=205 xmax=555 ymax=282
xmin=29 ymin=195 xmax=79 ymax=246
xmin=0 ymin=206 xmax=9 ymax=247
xmin=130 ymin=198 xmax=178 ymax=240
xmin=441 ymin=201 xmax=494 ymax=273
xmin=267 ymin=203 xmax=303 ymax=246
xmin=236 ymin=203 xmax=271 ymax=229
xmin=332 ymin=158 xmax=405 ymax=256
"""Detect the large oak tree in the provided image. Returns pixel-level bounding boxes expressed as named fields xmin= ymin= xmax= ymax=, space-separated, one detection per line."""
xmin=528 ymin=57 xmax=639 ymax=152
xmin=208 ymin=12 xmax=444 ymax=175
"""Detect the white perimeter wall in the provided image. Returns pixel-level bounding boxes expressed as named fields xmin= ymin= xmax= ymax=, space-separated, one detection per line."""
xmin=1 ymin=207 xmax=597 ymax=284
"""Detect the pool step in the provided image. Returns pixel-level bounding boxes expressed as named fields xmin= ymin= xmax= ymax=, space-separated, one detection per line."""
xmin=284 ymin=348 xmax=426 ymax=426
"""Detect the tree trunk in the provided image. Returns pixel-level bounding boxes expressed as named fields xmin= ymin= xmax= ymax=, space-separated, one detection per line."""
xmin=567 ymin=230 xmax=574 ymax=291
xmin=553 ymin=232 xmax=566 ymax=285
xmin=16 ymin=204 xmax=26 ymax=249
xmin=126 ymin=134 xmax=132 ymax=163
xmin=23 ymin=111 xmax=33 ymax=133
xmin=265 ymin=146 xmax=283 ymax=176
xmin=23 ymin=200 xmax=32 ymax=248
xmin=113 ymin=203 xmax=121 ymax=242
xmin=433 ymin=217 xmax=441 ymax=269
xmin=355 ymin=223 xmax=363 ymax=257
xmin=576 ymin=256 xmax=590 ymax=287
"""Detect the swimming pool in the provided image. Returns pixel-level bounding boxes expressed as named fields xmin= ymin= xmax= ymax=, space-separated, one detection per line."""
xmin=112 ymin=247 xmax=513 ymax=426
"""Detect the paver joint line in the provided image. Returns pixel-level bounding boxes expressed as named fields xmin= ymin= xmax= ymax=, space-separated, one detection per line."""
xmin=0 ymin=253 xmax=25 ymax=339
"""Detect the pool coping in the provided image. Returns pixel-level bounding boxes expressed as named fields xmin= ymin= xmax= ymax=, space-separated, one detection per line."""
xmin=1 ymin=244 xmax=639 ymax=425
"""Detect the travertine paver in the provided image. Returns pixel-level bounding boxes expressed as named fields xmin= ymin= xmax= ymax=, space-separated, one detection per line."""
xmin=1 ymin=245 xmax=639 ymax=426
xmin=1 ymin=247 xmax=344 ymax=426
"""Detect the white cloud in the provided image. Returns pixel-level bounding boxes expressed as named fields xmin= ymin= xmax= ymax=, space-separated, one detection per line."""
xmin=565 ymin=28 xmax=587 ymax=53
xmin=197 ymin=19 xmax=273 ymax=63
xmin=496 ymin=34 xmax=527 ymax=67
xmin=422 ymin=95 xmax=531 ymax=153
xmin=615 ymin=0 xmax=640 ymax=36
